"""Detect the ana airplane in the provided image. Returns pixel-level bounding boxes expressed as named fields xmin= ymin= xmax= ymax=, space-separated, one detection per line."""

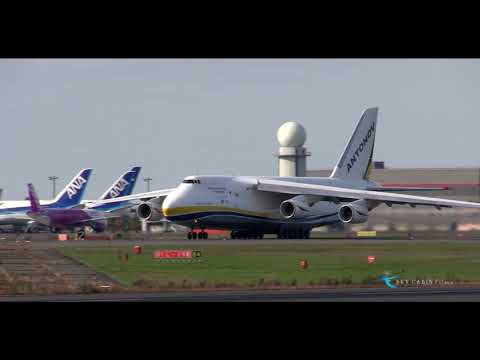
xmin=24 ymin=167 xmax=142 ymax=234
xmin=0 ymin=167 xmax=141 ymax=233
xmin=93 ymin=107 xmax=480 ymax=240
xmin=26 ymin=183 xmax=113 ymax=234
xmin=0 ymin=169 xmax=92 ymax=231
xmin=81 ymin=166 xmax=142 ymax=212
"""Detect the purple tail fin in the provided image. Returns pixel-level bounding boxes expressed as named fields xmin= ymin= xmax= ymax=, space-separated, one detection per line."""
xmin=27 ymin=183 xmax=42 ymax=212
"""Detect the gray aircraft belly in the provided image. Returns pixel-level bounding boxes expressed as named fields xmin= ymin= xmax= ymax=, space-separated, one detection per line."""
xmin=0 ymin=214 xmax=33 ymax=226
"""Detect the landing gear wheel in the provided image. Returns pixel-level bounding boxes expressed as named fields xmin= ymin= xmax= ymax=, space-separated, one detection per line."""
xmin=192 ymin=232 xmax=197 ymax=240
xmin=187 ymin=232 xmax=192 ymax=240
xmin=231 ymin=231 xmax=236 ymax=239
xmin=203 ymin=232 xmax=208 ymax=240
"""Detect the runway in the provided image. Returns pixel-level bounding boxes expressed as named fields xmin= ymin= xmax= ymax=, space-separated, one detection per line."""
xmin=2 ymin=287 xmax=480 ymax=301
xmin=4 ymin=236 xmax=480 ymax=249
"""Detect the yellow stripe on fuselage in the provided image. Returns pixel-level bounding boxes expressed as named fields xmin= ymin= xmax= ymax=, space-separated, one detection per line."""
xmin=162 ymin=205 xmax=272 ymax=218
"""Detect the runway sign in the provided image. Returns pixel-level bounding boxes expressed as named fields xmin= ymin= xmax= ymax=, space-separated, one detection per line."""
xmin=154 ymin=250 xmax=202 ymax=259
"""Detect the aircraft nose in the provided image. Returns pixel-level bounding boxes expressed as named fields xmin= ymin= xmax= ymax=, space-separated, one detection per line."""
xmin=162 ymin=194 xmax=178 ymax=218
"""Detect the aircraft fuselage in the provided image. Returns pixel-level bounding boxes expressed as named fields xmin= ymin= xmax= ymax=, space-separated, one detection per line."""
xmin=162 ymin=175 xmax=378 ymax=234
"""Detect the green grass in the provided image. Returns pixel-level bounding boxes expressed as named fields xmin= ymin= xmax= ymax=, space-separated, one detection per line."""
xmin=58 ymin=242 xmax=480 ymax=288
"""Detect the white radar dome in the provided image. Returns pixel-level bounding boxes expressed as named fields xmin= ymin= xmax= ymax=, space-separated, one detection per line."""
xmin=276 ymin=122 xmax=307 ymax=147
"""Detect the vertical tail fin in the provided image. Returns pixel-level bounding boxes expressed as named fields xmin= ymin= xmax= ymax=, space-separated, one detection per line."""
xmin=51 ymin=168 xmax=93 ymax=207
xmin=27 ymin=183 xmax=42 ymax=212
xmin=330 ymin=107 xmax=378 ymax=180
xmin=124 ymin=166 xmax=141 ymax=196
xmin=97 ymin=166 xmax=142 ymax=201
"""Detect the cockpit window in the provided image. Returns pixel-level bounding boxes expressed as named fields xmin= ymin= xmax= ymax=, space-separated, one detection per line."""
xmin=182 ymin=179 xmax=201 ymax=184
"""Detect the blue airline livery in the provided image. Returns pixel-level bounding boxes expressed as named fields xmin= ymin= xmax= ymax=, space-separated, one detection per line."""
xmin=83 ymin=166 xmax=141 ymax=212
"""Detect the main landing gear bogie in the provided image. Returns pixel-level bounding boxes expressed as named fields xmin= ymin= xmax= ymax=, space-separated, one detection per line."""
xmin=187 ymin=230 xmax=208 ymax=240
xmin=277 ymin=228 xmax=311 ymax=239
xmin=231 ymin=231 xmax=264 ymax=240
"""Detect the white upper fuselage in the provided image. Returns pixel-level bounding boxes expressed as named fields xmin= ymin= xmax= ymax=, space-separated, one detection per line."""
xmin=0 ymin=199 xmax=58 ymax=211
xmin=0 ymin=199 xmax=66 ymax=226
xmin=161 ymin=175 xmax=378 ymax=232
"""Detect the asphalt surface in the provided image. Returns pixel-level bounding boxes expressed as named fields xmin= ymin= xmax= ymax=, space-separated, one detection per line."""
xmin=4 ymin=236 xmax=480 ymax=249
xmin=2 ymin=287 xmax=480 ymax=301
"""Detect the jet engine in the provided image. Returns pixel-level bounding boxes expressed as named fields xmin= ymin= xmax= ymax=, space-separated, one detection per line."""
xmin=280 ymin=195 xmax=311 ymax=219
xmin=136 ymin=198 xmax=165 ymax=222
xmin=338 ymin=199 xmax=369 ymax=224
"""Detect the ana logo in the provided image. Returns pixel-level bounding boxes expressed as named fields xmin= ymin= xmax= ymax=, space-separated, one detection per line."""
xmin=346 ymin=123 xmax=375 ymax=173
xmin=378 ymin=273 xmax=401 ymax=289
xmin=109 ymin=178 xmax=129 ymax=198
xmin=66 ymin=176 xmax=87 ymax=199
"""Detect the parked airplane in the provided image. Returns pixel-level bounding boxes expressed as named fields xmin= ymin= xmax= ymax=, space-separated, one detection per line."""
xmin=0 ymin=169 xmax=92 ymax=232
xmin=81 ymin=166 xmax=142 ymax=212
xmin=31 ymin=167 xmax=142 ymax=232
xmin=0 ymin=167 xmax=141 ymax=233
xmin=26 ymin=183 xmax=115 ymax=234
xmin=93 ymin=107 xmax=480 ymax=240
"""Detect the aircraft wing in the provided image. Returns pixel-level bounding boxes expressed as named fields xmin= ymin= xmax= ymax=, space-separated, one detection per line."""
xmin=366 ymin=186 xmax=448 ymax=192
xmin=256 ymin=179 xmax=480 ymax=209
xmin=75 ymin=214 xmax=121 ymax=223
xmin=89 ymin=188 xmax=175 ymax=206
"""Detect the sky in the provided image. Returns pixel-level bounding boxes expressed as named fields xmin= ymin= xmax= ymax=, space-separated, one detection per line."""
xmin=1 ymin=59 xmax=479 ymax=200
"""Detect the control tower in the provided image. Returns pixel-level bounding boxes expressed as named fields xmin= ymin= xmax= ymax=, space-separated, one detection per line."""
xmin=275 ymin=122 xmax=311 ymax=177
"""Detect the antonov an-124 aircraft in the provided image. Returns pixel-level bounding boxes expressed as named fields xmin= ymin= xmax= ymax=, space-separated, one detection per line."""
xmin=94 ymin=108 xmax=480 ymax=239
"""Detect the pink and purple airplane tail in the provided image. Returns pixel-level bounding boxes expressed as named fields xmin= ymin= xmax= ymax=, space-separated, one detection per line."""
xmin=27 ymin=183 xmax=42 ymax=213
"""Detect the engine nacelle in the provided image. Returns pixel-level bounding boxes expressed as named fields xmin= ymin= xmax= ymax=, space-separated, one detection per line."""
xmin=338 ymin=199 xmax=369 ymax=224
xmin=136 ymin=199 xmax=165 ymax=222
xmin=280 ymin=195 xmax=311 ymax=219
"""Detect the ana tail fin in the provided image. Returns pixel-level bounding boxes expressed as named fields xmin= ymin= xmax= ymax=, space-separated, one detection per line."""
xmin=27 ymin=183 xmax=42 ymax=212
xmin=97 ymin=166 xmax=142 ymax=201
xmin=125 ymin=166 xmax=141 ymax=195
xmin=51 ymin=168 xmax=93 ymax=207
xmin=330 ymin=107 xmax=378 ymax=180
